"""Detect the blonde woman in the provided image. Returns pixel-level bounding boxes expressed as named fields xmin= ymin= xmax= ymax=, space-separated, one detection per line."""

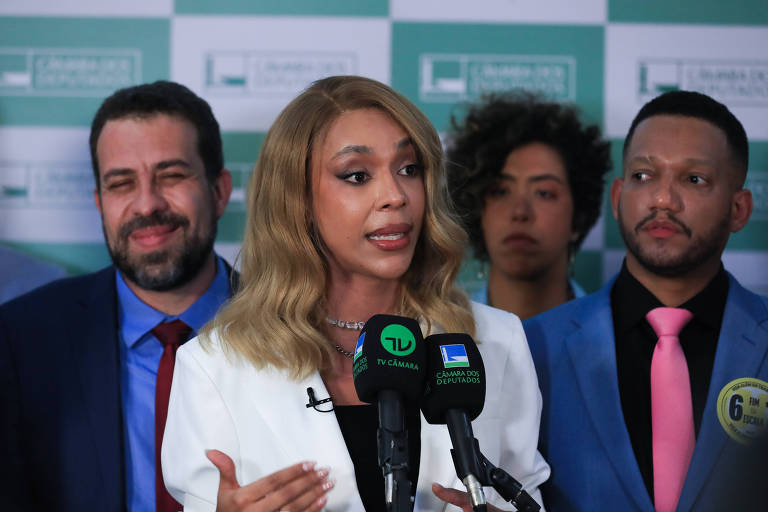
xmin=162 ymin=76 xmax=549 ymax=512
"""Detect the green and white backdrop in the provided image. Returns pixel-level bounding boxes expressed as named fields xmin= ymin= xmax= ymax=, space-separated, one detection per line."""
xmin=1 ymin=1 xmax=766 ymax=294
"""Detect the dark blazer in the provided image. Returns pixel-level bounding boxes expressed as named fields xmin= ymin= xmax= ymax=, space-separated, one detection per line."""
xmin=0 ymin=264 xmax=237 ymax=511
xmin=523 ymin=272 xmax=768 ymax=512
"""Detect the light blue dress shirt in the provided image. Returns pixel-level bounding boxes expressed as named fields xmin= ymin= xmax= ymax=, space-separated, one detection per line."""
xmin=116 ymin=257 xmax=231 ymax=512
xmin=470 ymin=278 xmax=587 ymax=305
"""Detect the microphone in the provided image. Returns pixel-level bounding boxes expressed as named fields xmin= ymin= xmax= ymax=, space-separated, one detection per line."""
xmin=422 ymin=333 xmax=487 ymax=512
xmin=352 ymin=314 xmax=426 ymax=512
xmin=305 ymin=387 xmax=333 ymax=412
xmin=422 ymin=333 xmax=540 ymax=512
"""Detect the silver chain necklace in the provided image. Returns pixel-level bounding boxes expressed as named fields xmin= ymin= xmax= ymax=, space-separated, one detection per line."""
xmin=325 ymin=316 xmax=365 ymax=358
xmin=333 ymin=344 xmax=355 ymax=358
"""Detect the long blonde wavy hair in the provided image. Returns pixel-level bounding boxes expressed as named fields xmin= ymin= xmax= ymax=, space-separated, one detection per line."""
xmin=204 ymin=75 xmax=474 ymax=379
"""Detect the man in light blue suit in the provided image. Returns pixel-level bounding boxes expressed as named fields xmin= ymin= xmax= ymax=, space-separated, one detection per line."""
xmin=524 ymin=91 xmax=768 ymax=512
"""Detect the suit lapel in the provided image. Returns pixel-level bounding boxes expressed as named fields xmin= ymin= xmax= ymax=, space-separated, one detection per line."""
xmin=565 ymin=288 xmax=653 ymax=511
xmin=677 ymin=276 xmax=768 ymax=511
xmin=68 ymin=267 xmax=125 ymax=508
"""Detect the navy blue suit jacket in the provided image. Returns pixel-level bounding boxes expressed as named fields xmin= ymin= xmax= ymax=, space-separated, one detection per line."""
xmin=0 ymin=264 xmax=236 ymax=511
xmin=524 ymin=273 xmax=768 ymax=512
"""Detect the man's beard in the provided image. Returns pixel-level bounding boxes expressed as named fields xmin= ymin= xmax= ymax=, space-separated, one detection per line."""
xmin=617 ymin=206 xmax=730 ymax=277
xmin=104 ymin=209 xmax=216 ymax=291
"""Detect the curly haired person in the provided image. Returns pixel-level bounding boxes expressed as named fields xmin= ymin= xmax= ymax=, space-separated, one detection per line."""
xmin=447 ymin=92 xmax=612 ymax=319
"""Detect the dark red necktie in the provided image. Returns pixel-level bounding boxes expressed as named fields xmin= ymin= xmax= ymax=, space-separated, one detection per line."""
xmin=152 ymin=319 xmax=192 ymax=512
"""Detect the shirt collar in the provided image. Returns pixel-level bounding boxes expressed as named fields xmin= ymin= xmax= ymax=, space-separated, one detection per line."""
xmin=611 ymin=259 xmax=728 ymax=335
xmin=116 ymin=257 xmax=231 ymax=349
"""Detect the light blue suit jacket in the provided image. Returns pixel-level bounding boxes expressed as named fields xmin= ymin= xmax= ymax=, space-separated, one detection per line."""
xmin=523 ymin=272 xmax=768 ymax=512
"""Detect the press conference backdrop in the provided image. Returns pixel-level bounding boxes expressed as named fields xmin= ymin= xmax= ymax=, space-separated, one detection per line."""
xmin=1 ymin=1 xmax=766 ymax=295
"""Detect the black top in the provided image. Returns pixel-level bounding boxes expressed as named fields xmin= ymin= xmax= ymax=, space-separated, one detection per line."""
xmin=611 ymin=262 xmax=728 ymax=501
xmin=334 ymin=403 xmax=421 ymax=512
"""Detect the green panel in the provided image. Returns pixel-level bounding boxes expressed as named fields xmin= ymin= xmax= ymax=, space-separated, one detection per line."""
xmin=609 ymin=0 xmax=768 ymax=25
xmin=572 ymin=250 xmax=603 ymax=294
xmin=0 ymin=17 xmax=170 ymax=126
xmin=4 ymin=241 xmax=110 ymax=275
xmin=174 ymin=0 xmax=388 ymax=16
xmin=604 ymin=139 xmax=624 ymax=249
xmin=605 ymin=140 xmax=768 ymax=250
xmin=729 ymin=141 xmax=768 ymax=250
xmin=216 ymin=210 xmax=247 ymax=242
xmin=222 ymin=132 xmax=265 ymax=163
xmin=456 ymin=253 xmax=487 ymax=298
xmin=217 ymin=131 xmax=265 ymax=242
xmin=392 ymin=23 xmax=605 ymax=132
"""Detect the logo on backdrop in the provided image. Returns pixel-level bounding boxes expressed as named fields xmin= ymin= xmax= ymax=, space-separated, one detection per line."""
xmin=380 ymin=324 xmax=416 ymax=357
xmin=203 ymin=51 xmax=357 ymax=98
xmin=440 ymin=344 xmax=470 ymax=368
xmin=0 ymin=48 xmax=140 ymax=97
xmin=746 ymin=172 xmax=768 ymax=222
xmin=418 ymin=53 xmax=576 ymax=103
xmin=0 ymin=162 xmax=93 ymax=208
xmin=637 ymin=58 xmax=768 ymax=107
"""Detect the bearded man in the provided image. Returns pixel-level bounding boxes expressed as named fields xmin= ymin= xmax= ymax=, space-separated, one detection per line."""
xmin=524 ymin=91 xmax=767 ymax=512
xmin=0 ymin=81 xmax=235 ymax=512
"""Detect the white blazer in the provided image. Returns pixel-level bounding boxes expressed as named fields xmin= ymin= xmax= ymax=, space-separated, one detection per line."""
xmin=162 ymin=302 xmax=550 ymax=511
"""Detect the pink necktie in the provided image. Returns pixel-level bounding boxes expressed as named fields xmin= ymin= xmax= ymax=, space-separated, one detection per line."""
xmin=646 ymin=307 xmax=694 ymax=512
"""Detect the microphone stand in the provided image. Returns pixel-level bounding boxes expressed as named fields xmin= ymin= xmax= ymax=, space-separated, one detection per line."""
xmin=449 ymin=436 xmax=540 ymax=512
xmin=377 ymin=390 xmax=413 ymax=512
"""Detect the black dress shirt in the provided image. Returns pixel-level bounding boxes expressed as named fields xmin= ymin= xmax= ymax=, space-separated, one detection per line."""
xmin=611 ymin=262 xmax=728 ymax=501
xmin=334 ymin=403 xmax=421 ymax=512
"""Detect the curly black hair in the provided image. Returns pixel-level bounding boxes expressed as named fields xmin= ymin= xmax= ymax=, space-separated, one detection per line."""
xmin=446 ymin=91 xmax=612 ymax=261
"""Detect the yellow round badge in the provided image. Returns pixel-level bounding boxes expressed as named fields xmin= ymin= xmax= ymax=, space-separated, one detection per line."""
xmin=716 ymin=378 xmax=768 ymax=445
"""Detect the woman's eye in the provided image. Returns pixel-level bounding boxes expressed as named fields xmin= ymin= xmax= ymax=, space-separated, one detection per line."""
xmin=398 ymin=164 xmax=423 ymax=177
xmin=341 ymin=171 xmax=369 ymax=184
xmin=485 ymin=186 xmax=508 ymax=198
xmin=535 ymin=189 xmax=556 ymax=199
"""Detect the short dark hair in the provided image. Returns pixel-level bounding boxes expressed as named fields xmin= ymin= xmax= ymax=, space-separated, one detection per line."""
xmin=623 ymin=90 xmax=748 ymax=185
xmin=446 ymin=92 xmax=612 ymax=260
xmin=89 ymin=80 xmax=223 ymax=189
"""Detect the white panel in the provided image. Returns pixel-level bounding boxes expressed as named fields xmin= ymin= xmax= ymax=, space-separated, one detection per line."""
xmin=0 ymin=127 xmax=102 ymax=242
xmin=0 ymin=0 xmax=172 ymax=17
xmin=722 ymin=251 xmax=768 ymax=296
xmin=391 ymin=0 xmax=606 ymax=24
xmin=581 ymin=214 xmax=605 ymax=251
xmin=171 ymin=16 xmax=391 ymax=131
xmin=602 ymin=249 xmax=625 ymax=283
xmin=214 ymin=242 xmax=242 ymax=271
xmin=605 ymin=24 xmax=768 ymax=140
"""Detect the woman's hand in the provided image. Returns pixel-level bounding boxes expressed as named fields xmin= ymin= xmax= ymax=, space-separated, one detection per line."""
xmin=432 ymin=483 xmax=507 ymax=512
xmin=206 ymin=449 xmax=334 ymax=512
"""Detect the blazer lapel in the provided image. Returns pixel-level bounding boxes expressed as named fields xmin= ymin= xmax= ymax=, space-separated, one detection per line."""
xmin=68 ymin=267 xmax=125 ymax=507
xmin=565 ymin=289 xmax=652 ymax=511
xmin=253 ymin=370 xmax=363 ymax=511
xmin=677 ymin=276 xmax=768 ymax=511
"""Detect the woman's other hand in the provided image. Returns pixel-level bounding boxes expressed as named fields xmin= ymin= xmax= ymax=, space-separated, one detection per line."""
xmin=432 ymin=483 xmax=508 ymax=512
xmin=206 ymin=449 xmax=334 ymax=512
